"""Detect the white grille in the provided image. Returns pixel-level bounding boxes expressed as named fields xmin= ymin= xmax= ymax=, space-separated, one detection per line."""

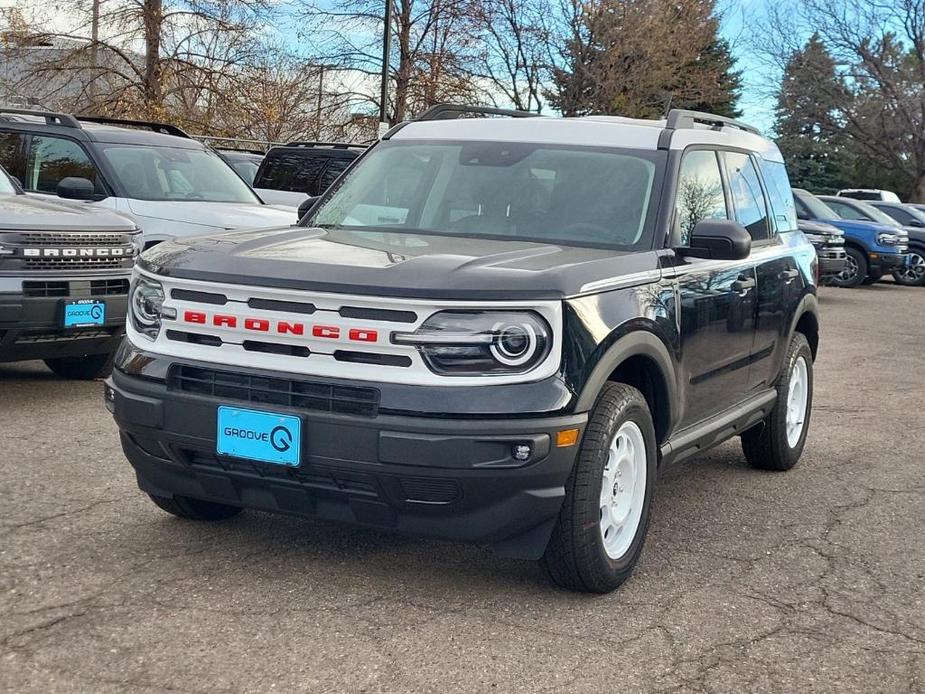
xmin=129 ymin=268 xmax=562 ymax=386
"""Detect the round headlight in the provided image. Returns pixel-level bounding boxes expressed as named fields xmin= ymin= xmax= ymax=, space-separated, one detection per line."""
xmin=490 ymin=322 xmax=538 ymax=366
xmin=129 ymin=276 xmax=166 ymax=339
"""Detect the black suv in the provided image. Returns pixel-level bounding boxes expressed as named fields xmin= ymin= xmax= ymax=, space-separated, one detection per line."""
xmin=252 ymin=141 xmax=365 ymax=198
xmin=106 ymin=108 xmax=819 ymax=592
xmin=0 ymin=165 xmax=140 ymax=378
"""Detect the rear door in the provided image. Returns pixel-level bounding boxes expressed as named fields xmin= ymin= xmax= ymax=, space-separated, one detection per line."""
xmin=730 ymin=153 xmax=803 ymax=391
xmin=672 ymin=148 xmax=758 ymax=427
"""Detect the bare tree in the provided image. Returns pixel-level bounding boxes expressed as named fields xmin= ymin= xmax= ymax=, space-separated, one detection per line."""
xmin=462 ymin=0 xmax=552 ymax=112
xmin=760 ymin=0 xmax=925 ymax=200
xmin=296 ymin=0 xmax=477 ymax=123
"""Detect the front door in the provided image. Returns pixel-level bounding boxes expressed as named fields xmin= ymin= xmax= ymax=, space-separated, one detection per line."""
xmin=670 ymin=148 xmax=758 ymax=428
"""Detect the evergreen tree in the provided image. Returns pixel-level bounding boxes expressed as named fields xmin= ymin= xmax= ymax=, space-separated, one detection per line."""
xmin=548 ymin=0 xmax=741 ymax=119
xmin=774 ymin=35 xmax=850 ymax=193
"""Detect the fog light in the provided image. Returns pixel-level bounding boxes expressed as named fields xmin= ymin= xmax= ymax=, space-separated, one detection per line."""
xmin=512 ymin=443 xmax=532 ymax=461
xmin=104 ymin=384 xmax=116 ymax=413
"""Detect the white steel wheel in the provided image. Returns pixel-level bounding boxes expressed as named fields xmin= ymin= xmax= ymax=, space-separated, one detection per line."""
xmin=785 ymin=355 xmax=809 ymax=448
xmin=599 ymin=421 xmax=647 ymax=560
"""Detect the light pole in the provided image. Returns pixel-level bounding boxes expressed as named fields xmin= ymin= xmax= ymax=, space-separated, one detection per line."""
xmin=378 ymin=0 xmax=391 ymax=136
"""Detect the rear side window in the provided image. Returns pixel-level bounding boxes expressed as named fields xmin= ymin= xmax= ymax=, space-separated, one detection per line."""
xmin=0 ymin=131 xmax=26 ymax=183
xmin=824 ymin=199 xmax=864 ymax=220
xmin=25 ymin=136 xmax=98 ymax=193
xmin=674 ymin=149 xmax=728 ymax=245
xmin=256 ymin=150 xmax=359 ymax=195
xmin=723 ymin=152 xmax=770 ymax=241
xmin=759 ymin=159 xmax=797 ymax=232
xmin=876 ymin=205 xmax=914 ymax=225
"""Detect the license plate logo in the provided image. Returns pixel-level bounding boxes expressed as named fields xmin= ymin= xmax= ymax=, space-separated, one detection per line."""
xmin=63 ymin=300 xmax=105 ymax=327
xmin=216 ymin=406 xmax=301 ymax=466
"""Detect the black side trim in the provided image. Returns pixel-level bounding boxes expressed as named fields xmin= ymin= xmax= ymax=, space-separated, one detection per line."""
xmin=660 ymin=388 xmax=777 ymax=466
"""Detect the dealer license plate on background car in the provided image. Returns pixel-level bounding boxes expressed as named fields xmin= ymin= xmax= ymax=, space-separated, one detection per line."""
xmin=62 ymin=299 xmax=106 ymax=328
xmin=216 ymin=406 xmax=301 ymax=466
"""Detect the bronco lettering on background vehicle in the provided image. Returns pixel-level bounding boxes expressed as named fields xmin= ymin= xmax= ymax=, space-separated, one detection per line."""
xmin=107 ymin=106 xmax=819 ymax=593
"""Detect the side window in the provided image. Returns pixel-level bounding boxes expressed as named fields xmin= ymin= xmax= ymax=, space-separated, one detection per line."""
xmin=759 ymin=159 xmax=797 ymax=232
xmin=675 ymin=149 xmax=727 ymax=245
xmin=723 ymin=152 xmax=770 ymax=241
xmin=825 ymin=199 xmax=864 ymax=221
xmin=25 ymin=136 xmax=98 ymax=193
xmin=315 ymin=157 xmax=353 ymax=196
xmin=878 ymin=205 xmax=912 ymax=225
xmin=0 ymin=131 xmax=26 ymax=183
xmin=794 ymin=196 xmax=811 ymax=220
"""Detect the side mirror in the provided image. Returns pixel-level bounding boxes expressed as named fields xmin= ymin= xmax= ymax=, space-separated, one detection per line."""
xmin=909 ymin=219 xmax=925 ymax=228
xmin=297 ymin=195 xmax=321 ymax=221
xmin=56 ymin=177 xmax=96 ymax=201
xmin=677 ymin=219 xmax=752 ymax=261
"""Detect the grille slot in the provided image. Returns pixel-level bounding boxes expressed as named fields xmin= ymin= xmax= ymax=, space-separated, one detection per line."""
xmin=25 ymin=257 xmax=125 ymax=270
xmin=399 ymin=477 xmax=461 ymax=504
xmin=166 ymin=330 xmax=222 ymax=347
xmin=169 ymin=365 xmax=380 ymax=417
xmin=333 ymin=350 xmax=412 ymax=367
xmin=171 ymin=288 xmax=227 ymax=305
xmin=23 ymin=279 xmax=130 ymax=298
xmin=16 ymin=328 xmax=116 ymax=343
xmin=248 ymin=298 xmax=316 ymax=314
xmin=339 ymin=306 xmax=417 ymax=323
xmin=19 ymin=232 xmax=128 ymax=246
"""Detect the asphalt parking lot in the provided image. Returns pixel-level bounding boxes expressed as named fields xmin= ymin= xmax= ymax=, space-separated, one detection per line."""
xmin=1 ymin=283 xmax=923 ymax=694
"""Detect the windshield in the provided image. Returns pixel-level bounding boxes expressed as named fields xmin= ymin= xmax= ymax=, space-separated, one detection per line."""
xmin=229 ymin=159 xmax=259 ymax=184
xmin=0 ymin=167 xmax=15 ymax=194
xmin=99 ymin=145 xmax=261 ymax=203
xmin=851 ymin=200 xmax=903 ymax=226
xmin=795 ymin=191 xmax=840 ymax=220
xmin=307 ymin=141 xmax=663 ymax=249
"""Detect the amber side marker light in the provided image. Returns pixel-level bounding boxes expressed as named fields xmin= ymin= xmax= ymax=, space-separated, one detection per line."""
xmin=556 ymin=428 xmax=579 ymax=447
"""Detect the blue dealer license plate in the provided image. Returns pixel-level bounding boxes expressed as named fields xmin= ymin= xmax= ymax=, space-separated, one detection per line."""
xmin=63 ymin=299 xmax=106 ymax=328
xmin=216 ymin=406 xmax=301 ymax=466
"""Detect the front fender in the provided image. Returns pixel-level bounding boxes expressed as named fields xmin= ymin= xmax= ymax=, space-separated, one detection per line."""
xmin=574 ymin=329 xmax=678 ymax=424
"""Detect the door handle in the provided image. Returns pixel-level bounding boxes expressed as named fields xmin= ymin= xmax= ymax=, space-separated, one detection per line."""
xmin=781 ymin=268 xmax=800 ymax=284
xmin=731 ymin=276 xmax=756 ymax=295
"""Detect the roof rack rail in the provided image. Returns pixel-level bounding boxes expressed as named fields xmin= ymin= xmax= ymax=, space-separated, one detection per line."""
xmin=0 ymin=106 xmax=80 ymax=128
xmin=415 ymin=103 xmax=538 ymax=121
xmin=196 ymin=135 xmax=282 ymax=154
xmin=665 ymin=109 xmax=761 ymax=136
xmin=282 ymin=140 xmax=364 ymax=149
xmin=75 ymin=115 xmax=191 ymax=138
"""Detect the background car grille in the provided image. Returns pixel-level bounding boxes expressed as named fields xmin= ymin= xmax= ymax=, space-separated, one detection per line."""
xmin=18 ymin=232 xmax=128 ymax=246
xmin=24 ymin=256 xmax=126 ymax=271
xmin=23 ymin=279 xmax=129 ymax=297
xmin=168 ymin=365 xmax=380 ymax=417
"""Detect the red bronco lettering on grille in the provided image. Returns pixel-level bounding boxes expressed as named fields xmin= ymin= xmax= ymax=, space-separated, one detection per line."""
xmin=180 ymin=311 xmax=378 ymax=343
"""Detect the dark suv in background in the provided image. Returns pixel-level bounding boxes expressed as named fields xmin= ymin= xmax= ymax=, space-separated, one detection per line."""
xmin=252 ymin=141 xmax=365 ymax=203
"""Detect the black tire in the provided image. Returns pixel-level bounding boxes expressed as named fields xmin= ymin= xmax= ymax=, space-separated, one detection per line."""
xmin=830 ymin=246 xmax=866 ymax=288
xmin=148 ymin=494 xmax=243 ymax=521
xmin=861 ymin=272 xmax=882 ymax=285
xmin=44 ymin=351 xmax=114 ymax=380
xmin=542 ymin=383 xmax=657 ymax=593
xmin=891 ymin=248 xmax=925 ymax=286
xmin=741 ymin=332 xmax=813 ymax=471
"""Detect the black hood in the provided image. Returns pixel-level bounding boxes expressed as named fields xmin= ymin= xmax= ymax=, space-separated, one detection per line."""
xmin=139 ymin=226 xmax=656 ymax=300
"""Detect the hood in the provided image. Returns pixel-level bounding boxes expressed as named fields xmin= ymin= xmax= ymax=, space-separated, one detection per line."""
xmin=823 ymin=218 xmax=897 ymax=235
xmin=140 ymin=226 xmax=657 ymax=300
xmin=0 ymin=193 xmax=136 ymax=232
xmin=900 ymin=225 xmax=925 ymax=244
xmin=798 ymin=219 xmax=843 ymax=237
xmin=126 ymin=199 xmax=296 ymax=231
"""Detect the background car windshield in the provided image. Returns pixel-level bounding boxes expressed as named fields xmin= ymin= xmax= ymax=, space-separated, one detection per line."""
xmin=795 ymin=191 xmax=840 ymax=220
xmin=99 ymin=145 xmax=260 ymax=203
xmin=309 ymin=141 xmax=661 ymax=248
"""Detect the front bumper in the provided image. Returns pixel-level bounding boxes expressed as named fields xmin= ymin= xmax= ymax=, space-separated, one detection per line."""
xmin=107 ymin=362 xmax=587 ymax=560
xmin=0 ymin=275 xmax=129 ymax=362
xmin=868 ymin=250 xmax=908 ymax=274
xmin=815 ymin=247 xmax=847 ymax=277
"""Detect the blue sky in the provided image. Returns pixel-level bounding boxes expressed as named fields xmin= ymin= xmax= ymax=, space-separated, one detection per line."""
xmin=720 ymin=0 xmax=778 ymax=134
